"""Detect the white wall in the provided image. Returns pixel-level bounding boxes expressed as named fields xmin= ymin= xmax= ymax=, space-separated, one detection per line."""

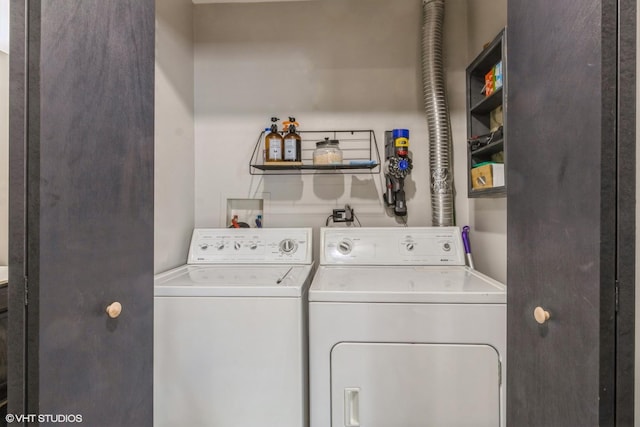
xmin=154 ymin=0 xmax=196 ymax=273
xmin=193 ymin=0 xmax=473 ymax=254
xmin=0 ymin=0 xmax=8 ymax=54
xmin=465 ymin=0 xmax=507 ymax=283
xmin=0 ymin=52 xmax=7 ymax=265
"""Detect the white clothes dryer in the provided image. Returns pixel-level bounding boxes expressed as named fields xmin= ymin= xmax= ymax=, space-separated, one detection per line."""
xmin=309 ymin=227 xmax=506 ymax=427
xmin=154 ymin=228 xmax=314 ymax=427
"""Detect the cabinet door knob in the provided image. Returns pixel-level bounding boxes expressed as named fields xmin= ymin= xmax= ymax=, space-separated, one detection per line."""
xmin=534 ymin=306 xmax=550 ymax=324
xmin=106 ymin=302 xmax=122 ymax=319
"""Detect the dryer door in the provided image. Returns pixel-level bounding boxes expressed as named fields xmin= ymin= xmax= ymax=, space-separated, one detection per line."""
xmin=331 ymin=343 xmax=500 ymax=427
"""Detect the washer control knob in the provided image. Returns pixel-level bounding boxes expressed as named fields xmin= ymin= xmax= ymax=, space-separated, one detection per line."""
xmin=443 ymin=242 xmax=451 ymax=252
xmin=338 ymin=240 xmax=353 ymax=255
xmin=234 ymin=241 xmax=241 ymax=251
xmin=280 ymin=239 xmax=296 ymax=253
xmin=200 ymin=243 xmax=209 ymax=250
xmin=216 ymin=242 xmax=225 ymax=250
xmin=406 ymin=243 xmax=415 ymax=251
xmin=249 ymin=243 xmax=258 ymax=250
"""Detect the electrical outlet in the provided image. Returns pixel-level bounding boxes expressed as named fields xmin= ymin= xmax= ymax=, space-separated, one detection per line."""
xmin=332 ymin=209 xmax=347 ymax=222
xmin=332 ymin=204 xmax=354 ymax=223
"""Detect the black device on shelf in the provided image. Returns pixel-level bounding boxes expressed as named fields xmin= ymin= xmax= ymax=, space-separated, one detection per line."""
xmin=466 ymin=28 xmax=507 ymax=198
xmin=249 ymin=129 xmax=381 ymax=175
xmin=468 ymin=126 xmax=503 ymax=152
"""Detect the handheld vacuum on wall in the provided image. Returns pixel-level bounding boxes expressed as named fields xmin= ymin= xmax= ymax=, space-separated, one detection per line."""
xmin=383 ymin=129 xmax=413 ymax=216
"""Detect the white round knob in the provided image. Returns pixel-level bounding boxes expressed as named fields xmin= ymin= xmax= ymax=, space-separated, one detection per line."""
xmin=406 ymin=243 xmax=414 ymax=251
xmin=106 ymin=302 xmax=122 ymax=319
xmin=234 ymin=241 xmax=241 ymax=250
xmin=534 ymin=306 xmax=550 ymax=324
xmin=280 ymin=239 xmax=296 ymax=253
xmin=338 ymin=240 xmax=353 ymax=255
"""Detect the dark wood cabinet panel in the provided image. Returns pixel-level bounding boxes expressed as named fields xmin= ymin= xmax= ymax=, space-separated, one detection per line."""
xmin=506 ymin=0 xmax=635 ymax=426
xmin=9 ymin=1 xmax=155 ymax=425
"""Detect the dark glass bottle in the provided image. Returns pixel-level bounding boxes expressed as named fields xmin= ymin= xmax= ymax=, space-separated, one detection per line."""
xmin=265 ymin=117 xmax=283 ymax=162
xmin=283 ymin=117 xmax=301 ymax=162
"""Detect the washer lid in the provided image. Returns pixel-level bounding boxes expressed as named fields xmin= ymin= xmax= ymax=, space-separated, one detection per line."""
xmin=154 ymin=264 xmax=313 ymax=297
xmin=309 ymin=266 xmax=505 ymax=303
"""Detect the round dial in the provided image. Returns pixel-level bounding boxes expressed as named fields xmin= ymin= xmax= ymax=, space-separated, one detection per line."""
xmin=249 ymin=243 xmax=258 ymax=250
xmin=279 ymin=239 xmax=297 ymax=254
xmin=443 ymin=242 xmax=451 ymax=252
xmin=216 ymin=242 xmax=225 ymax=250
xmin=199 ymin=243 xmax=209 ymax=251
xmin=233 ymin=241 xmax=241 ymax=251
xmin=337 ymin=239 xmax=353 ymax=255
xmin=406 ymin=243 xmax=415 ymax=251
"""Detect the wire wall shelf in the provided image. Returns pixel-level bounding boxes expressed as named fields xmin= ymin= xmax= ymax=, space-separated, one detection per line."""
xmin=249 ymin=130 xmax=381 ymax=175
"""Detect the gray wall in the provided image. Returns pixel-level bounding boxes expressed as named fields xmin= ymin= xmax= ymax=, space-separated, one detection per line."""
xmin=465 ymin=0 xmax=507 ymax=283
xmin=191 ymin=0 xmax=511 ymax=283
xmin=152 ymin=0 xmax=508 ymax=284
xmin=192 ymin=0 xmax=458 ymax=232
xmin=154 ymin=0 xmax=196 ymax=273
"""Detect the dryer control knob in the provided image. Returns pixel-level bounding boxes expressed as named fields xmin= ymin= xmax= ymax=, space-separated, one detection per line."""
xmin=406 ymin=243 xmax=415 ymax=251
xmin=200 ymin=243 xmax=209 ymax=250
xmin=216 ymin=242 xmax=225 ymax=250
xmin=338 ymin=240 xmax=353 ymax=255
xmin=280 ymin=239 xmax=296 ymax=253
xmin=234 ymin=241 xmax=241 ymax=250
xmin=249 ymin=243 xmax=258 ymax=250
xmin=443 ymin=242 xmax=451 ymax=252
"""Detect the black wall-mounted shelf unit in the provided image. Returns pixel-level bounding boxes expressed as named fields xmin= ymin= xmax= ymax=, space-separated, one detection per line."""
xmin=466 ymin=28 xmax=507 ymax=198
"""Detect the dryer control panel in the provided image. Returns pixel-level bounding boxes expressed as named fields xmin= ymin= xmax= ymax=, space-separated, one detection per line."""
xmin=321 ymin=227 xmax=465 ymax=266
xmin=188 ymin=228 xmax=312 ymax=264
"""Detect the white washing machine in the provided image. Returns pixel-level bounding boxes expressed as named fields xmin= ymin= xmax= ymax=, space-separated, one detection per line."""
xmin=309 ymin=227 xmax=506 ymax=427
xmin=154 ymin=228 xmax=314 ymax=427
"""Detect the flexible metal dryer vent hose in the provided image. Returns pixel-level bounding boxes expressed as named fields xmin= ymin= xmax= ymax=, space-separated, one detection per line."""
xmin=422 ymin=0 xmax=455 ymax=226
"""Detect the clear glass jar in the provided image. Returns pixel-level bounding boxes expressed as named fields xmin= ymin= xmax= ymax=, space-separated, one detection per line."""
xmin=313 ymin=138 xmax=343 ymax=165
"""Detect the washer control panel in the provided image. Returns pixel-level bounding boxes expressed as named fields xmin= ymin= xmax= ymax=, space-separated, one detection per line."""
xmin=321 ymin=227 xmax=465 ymax=265
xmin=188 ymin=228 xmax=312 ymax=264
